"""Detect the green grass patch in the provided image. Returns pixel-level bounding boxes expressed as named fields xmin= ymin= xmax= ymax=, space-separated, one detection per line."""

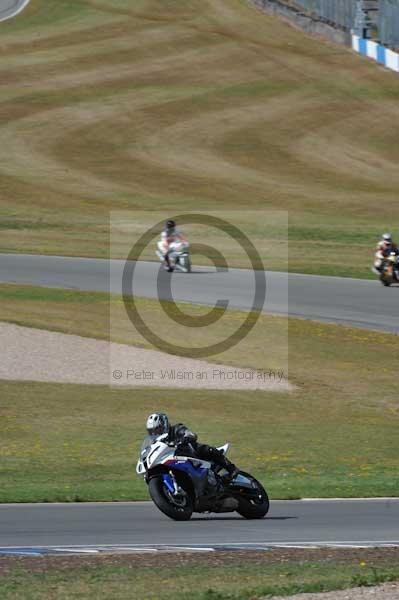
xmin=1 ymin=0 xmax=399 ymax=276
xmin=1 ymin=556 xmax=399 ymax=600
xmin=0 ymin=284 xmax=398 ymax=501
xmin=1 ymin=380 xmax=398 ymax=502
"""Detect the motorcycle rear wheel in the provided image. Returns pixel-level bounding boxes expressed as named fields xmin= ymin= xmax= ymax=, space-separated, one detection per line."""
xmin=380 ymin=276 xmax=392 ymax=287
xmin=380 ymin=265 xmax=393 ymax=286
xmin=149 ymin=476 xmax=193 ymax=521
xmin=185 ymin=256 xmax=192 ymax=273
xmin=236 ymin=475 xmax=269 ymax=519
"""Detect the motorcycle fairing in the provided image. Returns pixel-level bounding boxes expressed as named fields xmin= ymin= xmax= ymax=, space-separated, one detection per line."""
xmin=229 ymin=473 xmax=256 ymax=489
xmin=164 ymin=458 xmax=209 ymax=480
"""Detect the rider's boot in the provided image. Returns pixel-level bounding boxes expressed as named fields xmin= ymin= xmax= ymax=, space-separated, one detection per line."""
xmin=164 ymin=253 xmax=173 ymax=272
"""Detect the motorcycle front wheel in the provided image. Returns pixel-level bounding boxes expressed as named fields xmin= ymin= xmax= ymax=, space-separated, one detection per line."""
xmin=176 ymin=255 xmax=191 ymax=273
xmin=148 ymin=476 xmax=193 ymax=521
xmin=236 ymin=474 xmax=270 ymax=519
xmin=380 ymin=265 xmax=393 ymax=286
xmin=185 ymin=255 xmax=192 ymax=273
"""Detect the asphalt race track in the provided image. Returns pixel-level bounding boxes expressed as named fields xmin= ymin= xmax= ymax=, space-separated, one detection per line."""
xmin=1 ymin=255 xmax=398 ymax=554
xmin=1 ymin=0 xmax=398 ymax=564
xmin=0 ymin=0 xmax=30 ymax=22
xmin=0 ymin=500 xmax=398 ymax=554
xmin=0 ymin=253 xmax=398 ymax=333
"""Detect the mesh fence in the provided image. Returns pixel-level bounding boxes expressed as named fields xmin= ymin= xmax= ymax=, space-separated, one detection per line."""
xmin=379 ymin=0 xmax=399 ymax=47
xmin=293 ymin=0 xmax=357 ymax=30
xmin=293 ymin=1 xmax=399 ymax=47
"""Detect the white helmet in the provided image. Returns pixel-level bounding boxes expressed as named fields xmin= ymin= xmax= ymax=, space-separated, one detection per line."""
xmin=146 ymin=413 xmax=169 ymax=437
xmin=382 ymin=233 xmax=392 ymax=243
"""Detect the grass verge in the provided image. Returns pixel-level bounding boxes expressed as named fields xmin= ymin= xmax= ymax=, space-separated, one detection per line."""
xmin=0 ymin=284 xmax=398 ymax=501
xmin=1 ymin=1 xmax=399 ymax=276
xmin=1 ymin=550 xmax=399 ymax=599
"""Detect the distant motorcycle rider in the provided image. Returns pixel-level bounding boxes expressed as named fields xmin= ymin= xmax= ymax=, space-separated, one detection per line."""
xmin=145 ymin=413 xmax=239 ymax=479
xmin=157 ymin=220 xmax=187 ymax=272
xmin=373 ymin=233 xmax=399 ymax=274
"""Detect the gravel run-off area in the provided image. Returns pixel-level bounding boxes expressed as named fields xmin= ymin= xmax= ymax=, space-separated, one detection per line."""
xmin=1 ymin=322 xmax=292 ymax=391
xmin=270 ymin=582 xmax=399 ymax=599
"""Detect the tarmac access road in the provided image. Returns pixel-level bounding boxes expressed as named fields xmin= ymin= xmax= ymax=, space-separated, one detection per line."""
xmin=0 ymin=499 xmax=398 ymax=553
xmin=0 ymin=0 xmax=30 ymax=22
xmin=0 ymin=253 xmax=398 ymax=333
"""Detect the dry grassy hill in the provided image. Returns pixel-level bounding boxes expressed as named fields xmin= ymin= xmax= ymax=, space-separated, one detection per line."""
xmin=1 ymin=0 xmax=399 ymax=276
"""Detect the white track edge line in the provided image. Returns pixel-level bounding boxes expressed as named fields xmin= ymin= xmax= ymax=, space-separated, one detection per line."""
xmin=0 ymin=0 xmax=30 ymax=23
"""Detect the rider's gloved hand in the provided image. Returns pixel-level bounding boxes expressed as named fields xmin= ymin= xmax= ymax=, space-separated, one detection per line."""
xmin=224 ymin=461 xmax=239 ymax=481
xmin=183 ymin=430 xmax=197 ymax=443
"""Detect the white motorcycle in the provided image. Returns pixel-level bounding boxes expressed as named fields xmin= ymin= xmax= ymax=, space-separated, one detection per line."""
xmin=156 ymin=241 xmax=191 ymax=273
xmin=136 ymin=434 xmax=269 ymax=521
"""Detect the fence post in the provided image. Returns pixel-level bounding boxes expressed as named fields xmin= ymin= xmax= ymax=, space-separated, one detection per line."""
xmin=352 ymin=0 xmax=376 ymax=39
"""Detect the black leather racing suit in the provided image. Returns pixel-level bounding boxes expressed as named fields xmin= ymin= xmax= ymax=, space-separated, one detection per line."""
xmin=167 ymin=423 xmax=236 ymax=475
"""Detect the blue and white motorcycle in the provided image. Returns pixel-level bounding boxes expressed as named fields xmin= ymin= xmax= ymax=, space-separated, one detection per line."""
xmin=136 ymin=435 xmax=269 ymax=521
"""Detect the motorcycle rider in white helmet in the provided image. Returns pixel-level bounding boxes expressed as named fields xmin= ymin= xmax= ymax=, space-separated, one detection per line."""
xmin=144 ymin=413 xmax=239 ymax=480
xmin=373 ymin=233 xmax=399 ymax=274
xmin=156 ymin=219 xmax=187 ymax=272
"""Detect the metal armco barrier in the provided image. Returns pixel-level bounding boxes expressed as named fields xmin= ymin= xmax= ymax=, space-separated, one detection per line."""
xmin=352 ymin=34 xmax=399 ymax=71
